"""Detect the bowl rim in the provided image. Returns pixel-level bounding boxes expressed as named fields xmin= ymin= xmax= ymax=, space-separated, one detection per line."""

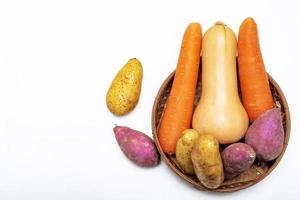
xmin=151 ymin=70 xmax=291 ymax=193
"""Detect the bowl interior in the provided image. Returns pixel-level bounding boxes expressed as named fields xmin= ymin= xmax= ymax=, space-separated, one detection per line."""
xmin=151 ymin=64 xmax=290 ymax=192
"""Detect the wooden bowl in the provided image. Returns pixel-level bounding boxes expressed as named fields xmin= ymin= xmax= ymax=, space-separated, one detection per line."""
xmin=151 ymin=62 xmax=291 ymax=192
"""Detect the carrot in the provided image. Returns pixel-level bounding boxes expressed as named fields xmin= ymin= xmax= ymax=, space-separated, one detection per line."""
xmin=238 ymin=17 xmax=275 ymax=122
xmin=158 ymin=23 xmax=202 ymax=154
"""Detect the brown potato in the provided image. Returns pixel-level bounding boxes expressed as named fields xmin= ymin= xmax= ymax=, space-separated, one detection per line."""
xmin=106 ymin=58 xmax=143 ymax=116
xmin=191 ymin=134 xmax=224 ymax=189
xmin=175 ymin=129 xmax=199 ymax=174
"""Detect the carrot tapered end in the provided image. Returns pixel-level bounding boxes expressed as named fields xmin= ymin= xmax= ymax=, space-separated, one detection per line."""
xmin=241 ymin=17 xmax=257 ymax=27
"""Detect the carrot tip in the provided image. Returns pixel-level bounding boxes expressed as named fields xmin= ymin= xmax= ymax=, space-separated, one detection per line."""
xmin=188 ymin=22 xmax=200 ymax=26
xmin=243 ymin=17 xmax=256 ymax=25
xmin=187 ymin=23 xmax=202 ymax=32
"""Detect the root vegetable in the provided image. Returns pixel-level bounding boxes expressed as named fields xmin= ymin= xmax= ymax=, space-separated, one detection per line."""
xmin=114 ymin=126 xmax=159 ymax=167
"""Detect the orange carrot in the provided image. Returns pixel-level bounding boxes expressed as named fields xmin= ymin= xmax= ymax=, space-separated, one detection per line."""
xmin=238 ymin=17 xmax=275 ymax=122
xmin=158 ymin=23 xmax=202 ymax=154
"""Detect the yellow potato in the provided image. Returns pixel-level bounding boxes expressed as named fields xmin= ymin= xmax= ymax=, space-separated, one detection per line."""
xmin=106 ymin=58 xmax=143 ymax=115
xmin=175 ymin=129 xmax=199 ymax=174
xmin=191 ymin=134 xmax=224 ymax=189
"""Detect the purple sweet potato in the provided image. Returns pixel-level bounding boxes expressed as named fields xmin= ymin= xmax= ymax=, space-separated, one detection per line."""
xmin=245 ymin=108 xmax=284 ymax=161
xmin=114 ymin=126 xmax=159 ymax=167
xmin=222 ymin=143 xmax=256 ymax=179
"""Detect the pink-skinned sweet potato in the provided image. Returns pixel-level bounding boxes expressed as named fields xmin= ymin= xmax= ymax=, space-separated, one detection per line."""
xmin=114 ymin=126 xmax=159 ymax=167
xmin=222 ymin=143 xmax=256 ymax=179
xmin=245 ymin=108 xmax=284 ymax=161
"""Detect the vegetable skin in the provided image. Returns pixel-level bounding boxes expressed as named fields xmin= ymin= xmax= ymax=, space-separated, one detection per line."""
xmin=114 ymin=126 xmax=159 ymax=167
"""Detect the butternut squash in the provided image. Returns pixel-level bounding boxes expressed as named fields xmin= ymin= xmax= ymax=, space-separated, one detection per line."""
xmin=192 ymin=22 xmax=249 ymax=144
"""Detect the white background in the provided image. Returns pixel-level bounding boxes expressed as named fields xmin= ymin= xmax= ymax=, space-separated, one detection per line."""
xmin=0 ymin=0 xmax=299 ymax=199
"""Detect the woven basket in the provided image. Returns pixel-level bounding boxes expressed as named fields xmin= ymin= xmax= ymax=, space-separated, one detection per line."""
xmin=151 ymin=61 xmax=291 ymax=192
